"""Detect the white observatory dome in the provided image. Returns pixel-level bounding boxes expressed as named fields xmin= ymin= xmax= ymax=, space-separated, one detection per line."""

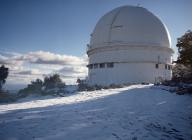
xmin=87 ymin=6 xmax=174 ymax=86
xmin=89 ymin=5 xmax=171 ymax=49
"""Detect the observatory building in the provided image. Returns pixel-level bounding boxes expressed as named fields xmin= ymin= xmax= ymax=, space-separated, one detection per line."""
xmin=86 ymin=6 xmax=174 ymax=86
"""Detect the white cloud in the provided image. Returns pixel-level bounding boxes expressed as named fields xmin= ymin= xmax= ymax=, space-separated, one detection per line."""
xmin=15 ymin=51 xmax=87 ymax=66
xmin=15 ymin=69 xmax=42 ymax=75
xmin=0 ymin=51 xmax=88 ymax=88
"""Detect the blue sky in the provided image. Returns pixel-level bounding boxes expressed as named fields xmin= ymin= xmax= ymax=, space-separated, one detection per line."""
xmin=0 ymin=0 xmax=191 ymax=89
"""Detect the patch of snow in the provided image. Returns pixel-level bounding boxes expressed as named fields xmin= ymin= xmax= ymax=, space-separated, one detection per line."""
xmin=0 ymin=84 xmax=191 ymax=140
xmin=156 ymin=101 xmax=167 ymax=105
xmin=64 ymin=85 xmax=78 ymax=93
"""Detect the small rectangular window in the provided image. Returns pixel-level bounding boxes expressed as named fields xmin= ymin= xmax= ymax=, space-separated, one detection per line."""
xmin=89 ymin=64 xmax=93 ymax=69
xmin=94 ymin=64 xmax=98 ymax=68
xmin=168 ymin=65 xmax=171 ymax=70
xmin=155 ymin=64 xmax=159 ymax=69
xmin=165 ymin=64 xmax=167 ymax=69
xmin=107 ymin=62 xmax=114 ymax=68
xmin=99 ymin=63 xmax=105 ymax=68
xmin=87 ymin=64 xmax=93 ymax=69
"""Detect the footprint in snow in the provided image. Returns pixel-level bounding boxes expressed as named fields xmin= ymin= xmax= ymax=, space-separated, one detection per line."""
xmin=17 ymin=116 xmax=23 ymax=119
xmin=112 ymin=133 xmax=121 ymax=140
xmin=168 ymin=123 xmax=173 ymax=126
xmin=132 ymin=136 xmax=137 ymax=140
xmin=172 ymin=128 xmax=180 ymax=132
xmin=129 ymin=122 xmax=133 ymax=125
xmin=162 ymin=134 xmax=171 ymax=138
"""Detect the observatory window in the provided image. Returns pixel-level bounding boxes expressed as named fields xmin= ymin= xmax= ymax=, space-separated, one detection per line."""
xmin=168 ymin=65 xmax=171 ymax=70
xmin=99 ymin=63 xmax=105 ymax=68
xmin=94 ymin=64 xmax=98 ymax=69
xmin=155 ymin=64 xmax=159 ymax=69
xmin=107 ymin=62 xmax=114 ymax=68
xmin=165 ymin=64 xmax=168 ymax=69
xmin=89 ymin=64 xmax=93 ymax=69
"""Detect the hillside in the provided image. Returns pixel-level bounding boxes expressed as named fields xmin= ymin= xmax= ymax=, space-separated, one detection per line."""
xmin=0 ymin=85 xmax=191 ymax=140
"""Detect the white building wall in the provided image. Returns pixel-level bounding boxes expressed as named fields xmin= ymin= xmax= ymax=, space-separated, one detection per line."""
xmin=87 ymin=46 xmax=173 ymax=86
xmin=89 ymin=46 xmax=172 ymax=64
xmin=88 ymin=62 xmax=172 ymax=86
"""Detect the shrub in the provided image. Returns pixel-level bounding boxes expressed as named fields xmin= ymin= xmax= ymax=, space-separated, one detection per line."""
xmin=18 ymin=74 xmax=66 ymax=97
xmin=43 ymin=74 xmax=65 ymax=90
xmin=18 ymin=79 xmax=43 ymax=97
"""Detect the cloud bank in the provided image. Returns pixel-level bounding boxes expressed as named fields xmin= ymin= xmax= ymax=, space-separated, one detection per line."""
xmin=0 ymin=51 xmax=88 ymax=88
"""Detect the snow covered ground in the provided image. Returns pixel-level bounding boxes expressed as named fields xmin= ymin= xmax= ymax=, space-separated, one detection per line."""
xmin=0 ymin=85 xmax=192 ymax=140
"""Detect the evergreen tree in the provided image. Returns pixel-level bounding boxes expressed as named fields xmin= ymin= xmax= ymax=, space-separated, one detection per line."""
xmin=18 ymin=79 xmax=43 ymax=95
xmin=172 ymin=64 xmax=191 ymax=82
xmin=174 ymin=30 xmax=192 ymax=82
xmin=0 ymin=65 xmax=9 ymax=91
xmin=43 ymin=74 xmax=65 ymax=90
xmin=176 ymin=30 xmax=192 ymax=67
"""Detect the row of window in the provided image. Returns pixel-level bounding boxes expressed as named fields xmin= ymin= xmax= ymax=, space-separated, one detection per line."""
xmin=87 ymin=62 xmax=114 ymax=69
xmin=155 ymin=64 xmax=172 ymax=70
xmin=88 ymin=63 xmax=172 ymax=70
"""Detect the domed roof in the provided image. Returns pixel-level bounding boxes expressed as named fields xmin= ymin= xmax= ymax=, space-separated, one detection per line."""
xmin=89 ymin=6 xmax=171 ymax=49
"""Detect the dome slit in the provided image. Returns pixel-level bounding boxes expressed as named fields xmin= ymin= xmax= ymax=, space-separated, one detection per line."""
xmin=108 ymin=7 xmax=124 ymax=43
